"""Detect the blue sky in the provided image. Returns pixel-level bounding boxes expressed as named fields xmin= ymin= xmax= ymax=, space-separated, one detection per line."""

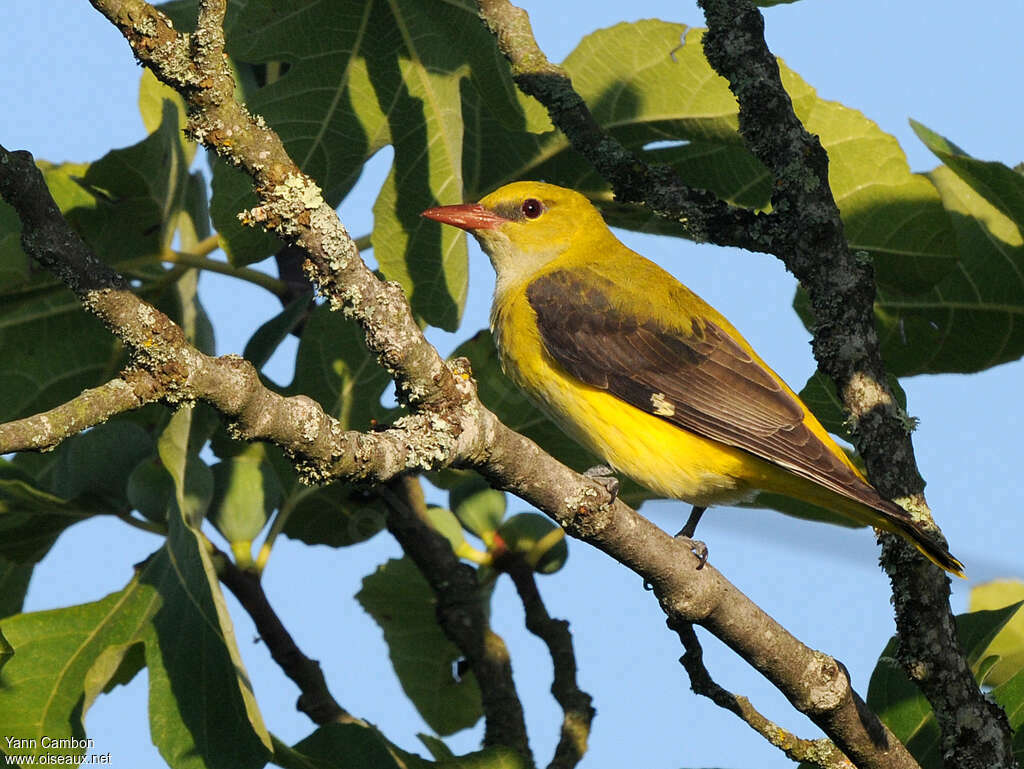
xmin=5 ymin=2 xmax=1024 ymax=768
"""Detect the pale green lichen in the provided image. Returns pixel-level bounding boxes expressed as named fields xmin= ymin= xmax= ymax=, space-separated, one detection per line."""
xmin=897 ymin=411 xmax=919 ymax=432
xmin=843 ymin=370 xmax=892 ymax=425
xmin=273 ymin=173 xmax=324 ymax=211
xmin=136 ymin=303 xmax=156 ymax=326
xmin=563 ymin=484 xmax=601 ymax=514
xmin=353 ymin=434 xmax=377 ymax=466
xmin=330 ymin=282 xmax=362 ymax=315
xmin=394 ymin=412 xmax=455 ymax=470
xmin=907 ymin=659 xmax=930 ymax=681
xmin=134 ymin=15 xmax=158 ymax=36
xmin=803 ymin=651 xmax=846 ymax=711
xmin=299 ymin=410 xmax=320 ymax=444
xmin=312 ymin=206 xmax=353 ymax=274
xmin=293 ymin=456 xmax=331 ymax=486
xmin=33 ymin=415 xmax=55 ymax=446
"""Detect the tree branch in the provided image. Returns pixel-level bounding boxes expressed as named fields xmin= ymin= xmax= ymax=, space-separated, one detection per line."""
xmin=500 ymin=558 xmax=594 ymax=769
xmin=161 ymin=248 xmax=289 ymax=298
xmin=0 ymin=147 xmax=475 ymax=483
xmin=0 ymin=131 xmax=911 ymax=766
xmin=88 ymin=0 xmax=463 ymax=415
xmin=694 ymin=2 xmax=1014 ymax=766
xmin=673 ymin=620 xmax=853 ymax=769
xmin=477 ymin=1 xmax=1013 ymax=766
xmin=380 ymin=476 xmax=533 ymax=765
xmin=0 ymin=376 xmax=151 ymax=453
xmin=476 ymin=432 xmax=920 ymax=768
xmin=215 ymin=552 xmax=355 ymax=727
xmin=474 ymin=0 xmax=768 ymax=250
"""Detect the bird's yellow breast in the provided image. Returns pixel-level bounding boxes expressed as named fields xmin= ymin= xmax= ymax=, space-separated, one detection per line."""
xmin=491 ymin=279 xmax=789 ymax=506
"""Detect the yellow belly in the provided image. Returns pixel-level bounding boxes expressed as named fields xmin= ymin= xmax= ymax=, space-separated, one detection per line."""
xmin=491 ymin=289 xmax=787 ymax=507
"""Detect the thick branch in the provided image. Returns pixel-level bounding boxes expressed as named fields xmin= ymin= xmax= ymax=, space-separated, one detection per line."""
xmin=0 ymin=146 xmax=469 ymax=479
xmin=477 ymin=0 xmax=1010 ymax=766
xmin=4 ymin=130 xmax=905 ymax=766
xmin=695 ymin=2 xmax=1015 ymax=767
xmin=694 ymin=4 xmax=922 ymax=527
xmin=2 ymin=63 xmax=914 ymax=769
xmin=88 ymin=0 xmax=461 ymax=414
xmin=501 ymin=559 xmax=594 ymax=769
xmin=885 ymin=549 xmax=1015 ymax=769
xmin=469 ymin=410 xmax=917 ymax=769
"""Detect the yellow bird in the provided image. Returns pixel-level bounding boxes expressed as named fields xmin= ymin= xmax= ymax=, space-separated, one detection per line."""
xmin=422 ymin=181 xmax=964 ymax=577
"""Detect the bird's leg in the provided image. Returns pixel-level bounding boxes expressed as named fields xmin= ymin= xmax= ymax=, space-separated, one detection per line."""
xmin=677 ymin=506 xmax=706 ymax=538
xmin=676 ymin=506 xmax=708 ymax=569
xmin=583 ymin=464 xmax=620 ymax=503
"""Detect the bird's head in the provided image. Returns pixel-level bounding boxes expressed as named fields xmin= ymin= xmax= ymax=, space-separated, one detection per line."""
xmin=422 ymin=181 xmax=609 ymax=292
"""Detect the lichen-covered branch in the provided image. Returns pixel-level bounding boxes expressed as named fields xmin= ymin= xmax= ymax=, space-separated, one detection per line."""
xmin=380 ymin=477 xmax=533 ymax=764
xmin=2 ymin=129 xmax=915 ymax=765
xmin=0 ymin=147 xmax=467 ymax=480
xmin=0 ymin=376 xmax=152 ymax=453
xmin=474 ymin=0 xmax=766 ymax=250
xmin=694 ymin=2 xmax=1015 ymax=766
xmin=88 ymin=0 xmax=461 ymax=414
xmin=478 ymin=1 xmax=1012 ymax=766
xmin=466 ymin=427 xmax=917 ymax=769
xmin=673 ymin=621 xmax=853 ymax=769
xmin=500 ymin=559 xmax=594 ymax=769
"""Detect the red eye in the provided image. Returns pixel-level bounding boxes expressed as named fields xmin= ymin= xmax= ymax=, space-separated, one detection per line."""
xmin=521 ymin=198 xmax=543 ymax=219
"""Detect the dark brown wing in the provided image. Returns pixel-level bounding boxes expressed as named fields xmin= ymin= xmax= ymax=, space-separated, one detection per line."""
xmin=526 ymin=268 xmax=875 ymax=508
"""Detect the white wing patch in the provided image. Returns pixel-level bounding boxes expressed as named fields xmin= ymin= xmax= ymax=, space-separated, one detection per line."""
xmin=650 ymin=392 xmax=676 ymax=417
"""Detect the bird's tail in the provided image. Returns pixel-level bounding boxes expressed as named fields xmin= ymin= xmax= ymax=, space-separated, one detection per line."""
xmin=797 ymin=481 xmax=966 ymax=578
xmin=873 ymin=510 xmax=965 ymax=579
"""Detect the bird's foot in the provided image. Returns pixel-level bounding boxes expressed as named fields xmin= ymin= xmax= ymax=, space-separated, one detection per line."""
xmin=681 ymin=537 xmax=709 ymax=569
xmin=675 ymin=506 xmax=708 ymax=569
xmin=583 ymin=464 xmax=620 ymax=503
xmin=642 ymin=538 xmax=707 ymax=590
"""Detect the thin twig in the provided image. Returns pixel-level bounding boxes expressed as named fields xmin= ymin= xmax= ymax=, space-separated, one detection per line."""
xmin=215 ymin=551 xmax=356 ymax=726
xmin=163 ymin=250 xmax=289 ymax=297
xmin=0 ymin=376 xmax=150 ymax=453
xmin=672 ymin=620 xmax=853 ymax=769
xmin=0 ymin=146 xmax=469 ymax=483
xmin=380 ymin=476 xmax=535 ymax=766
xmin=500 ymin=558 xmax=594 ymax=769
xmin=115 ymin=511 xmax=168 ymax=536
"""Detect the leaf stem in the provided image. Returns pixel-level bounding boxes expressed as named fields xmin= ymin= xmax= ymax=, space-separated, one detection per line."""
xmin=254 ymin=487 xmax=310 ymax=575
xmin=163 ymin=242 xmax=289 ymax=296
xmin=116 ymin=511 xmax=168 ymax=535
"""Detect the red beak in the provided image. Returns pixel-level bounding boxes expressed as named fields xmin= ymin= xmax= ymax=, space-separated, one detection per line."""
xmin=421 ymin=203 xmax=509 ymax=231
